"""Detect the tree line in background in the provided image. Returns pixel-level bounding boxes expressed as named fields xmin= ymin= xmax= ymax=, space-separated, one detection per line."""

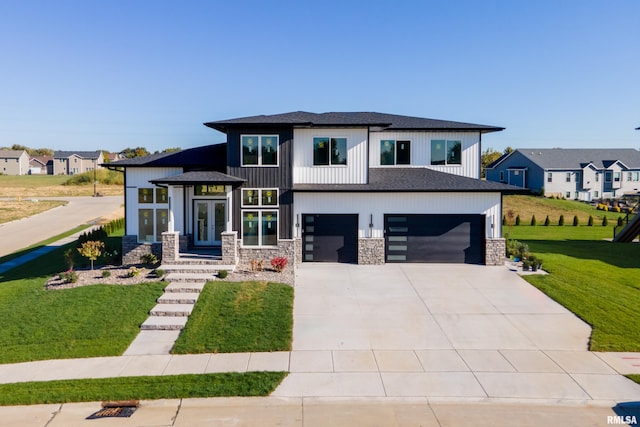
xmin=1 ymin=144 xmax=181 ymax=159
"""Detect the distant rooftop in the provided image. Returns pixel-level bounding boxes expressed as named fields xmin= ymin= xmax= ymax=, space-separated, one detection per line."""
xmin=492 ymin=148 xmax=640 ymax=170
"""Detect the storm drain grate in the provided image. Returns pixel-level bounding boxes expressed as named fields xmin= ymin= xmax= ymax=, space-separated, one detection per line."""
xmin=87 ymin=400 xmax=139 ymax=419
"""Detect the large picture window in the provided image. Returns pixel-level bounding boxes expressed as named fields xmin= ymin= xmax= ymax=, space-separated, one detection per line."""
xmin=380 ymin=140 xmax=410 ymax=165
xmin=430 ymin=140 xmax=461 ymax=165
xmin=241 ymin=188 xmax=279 ymax=246
xmin=241 ymin=135 xmax=278 ymax=166
xmin=313 ymin=137 xmax=347 ymax=166
xmin=137 ymin=186 xmax=169 ymax=243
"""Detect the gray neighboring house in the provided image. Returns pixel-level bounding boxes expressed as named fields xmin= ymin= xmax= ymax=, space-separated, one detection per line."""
xmin=0 ymin=150 xmax=30 ymax=175
xmin=53 ymin=151 xmax=104 ymax=175
xmin=486 ymin=148 xmax=640 ymax=200
xmin=29 ymin=156 xmax=54 ymax=175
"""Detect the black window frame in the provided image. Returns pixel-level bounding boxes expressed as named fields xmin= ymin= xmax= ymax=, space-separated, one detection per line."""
xmin=313 ymin=137 xmax=347 ymax=166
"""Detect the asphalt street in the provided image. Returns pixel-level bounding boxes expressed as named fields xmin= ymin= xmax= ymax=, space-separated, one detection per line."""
xmin=0 ymin=196 xmax=123 ymax=258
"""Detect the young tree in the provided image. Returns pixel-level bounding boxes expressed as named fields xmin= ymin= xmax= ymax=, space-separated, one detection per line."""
xmin=78 ymin=241 xmax=105 ymax=270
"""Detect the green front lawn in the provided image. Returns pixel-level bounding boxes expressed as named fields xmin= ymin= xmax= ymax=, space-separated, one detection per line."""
xmin=508 ymin=225 xmax=640 ymax=352
xmin=0 ymin=372 xmax=287 ymax=406
xmin=172 ymin=281 xmax=294 ymax=354
xmin=0 ymin=240 xmax=165 ymax=364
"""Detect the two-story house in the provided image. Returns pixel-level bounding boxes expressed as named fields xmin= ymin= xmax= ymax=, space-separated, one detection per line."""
xmin=486 ymin=148 xmax=640 ymax=201
xmin=109 ymin=111 xmax=519 ymax=267
xmin=53 ymin=151 xmax=104 ymax=175
xmin=0 ymin=150 xmax=30 ymax=175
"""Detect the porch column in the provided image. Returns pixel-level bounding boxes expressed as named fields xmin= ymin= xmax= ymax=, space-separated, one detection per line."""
xmin=221 ymin=231 xmax=238 ymax=265
xmin=162 ymin=231 xmax=179 ymax=262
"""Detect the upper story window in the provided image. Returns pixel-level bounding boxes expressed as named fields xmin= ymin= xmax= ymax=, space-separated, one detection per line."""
xmin=313 ymin=137 xmax=347 ymax=166
xmin=499 ymin=171 xmax=505 ymax=182
xmin=614 ymin=172 xmax=621 ymax=182
xmin=430 ymin=140 xmax=461 ymax=165
xmin=380 ymin=140 xmax=411 ymax=165
xmin=241 ymin=135 xmax=278 ymax=166
xmin=605 ymin=171 xmax=612 ymax=182
xmin=566 ymin=173 xmax=571 ymax=183
xmin=547 ymin=172 xmax=553 ymax=183
xmin=595 ymin=173 xmax=599 ymax=182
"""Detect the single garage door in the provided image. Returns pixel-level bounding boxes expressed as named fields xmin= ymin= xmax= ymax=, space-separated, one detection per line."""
xmin=303 ymin=214 xmax=358 ymax=263
xmin=385 ymin=214 xmax=485 ymax=264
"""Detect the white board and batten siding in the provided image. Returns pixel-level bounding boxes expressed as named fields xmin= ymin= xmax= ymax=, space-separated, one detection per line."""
xmin=125 ymin=167 xmax=183 ymax=236
xmin=369 ymin=131 xmax=481 ymax=178
xmin=293 ymin=128 xmax=368 ymax=184
xmin=294 ymin=192 xmax=502 ymax=239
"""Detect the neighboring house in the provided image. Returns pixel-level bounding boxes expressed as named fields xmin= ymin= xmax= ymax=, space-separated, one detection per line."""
xmin=29 ymin=156 xmax=53 ymax=175
xmin=105 ymin=152 xmax=125 ymax=162
xmin=486 ymin=148 xmax=640 ymax=200
xmin=108 ymin=111 xmax=519 ymax=267
xmin=53 ymin=151 xmax=104 ymax=175
xmin=0 ymin=150 xmax=30 ymax=175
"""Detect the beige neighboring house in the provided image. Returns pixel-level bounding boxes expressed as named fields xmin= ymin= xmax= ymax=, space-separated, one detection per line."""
xmin=29 ymin=156 xmax=54 ymax=175
xmin=52 ymin=151 xmax=104 ymax=175
xmin=0 ymin=150 xmax=30 ymax=175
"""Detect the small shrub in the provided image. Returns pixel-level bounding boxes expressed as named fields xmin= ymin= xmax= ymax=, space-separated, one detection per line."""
xmin=154 ymin=269 xmax=165 ymax=278
xmin=573 ymin=215 xmax=579 ymax=226
xmin=615 ymin=206 xmax=621 ymax=213
xmin=588 ymin=215 xmax=594 ymax=226
xmin=127 ymin=267 xmax=140 ymax=278
xmin=544 ymin=215 xmax=550 ymax=226
xmin=515 ymin=215 xmax=521 ymax=226
xmin=603 ymin=205 xmax=609 ymax=211
xmin=249 ymin=259 xmax=264 ymax=272
xmin=530 ymin=215 xmax=536 ymax=226
xmin=141 ymin=253 xmax=158 ymax=266
xmin=77 ymin=240 xmax=105 ymax=270
xmin=271 ymin=257 xmax=288 ymax=273
xmin=602 ymin=216 xmax=608 ymax=226
xmin=101 ymin=270 xmax=111 ymax=278
xmin=218 ymin=269 xmax=228 ymax=279
xmin=558 ymin=215 xmax=565 ymax=226
xmin=63 ymin=248 xmax=75 ymax=271
xmin=60 ymin=270 xmax=78 ymax=283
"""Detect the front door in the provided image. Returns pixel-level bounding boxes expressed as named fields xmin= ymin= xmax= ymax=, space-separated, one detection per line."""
xmin=194 ymin=200 xmax=225 ymax=246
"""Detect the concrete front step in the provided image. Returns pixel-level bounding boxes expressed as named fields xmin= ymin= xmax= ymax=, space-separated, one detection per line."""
xmin=150 ymin=303 xmax=194 ymax=317
xmin=158 ymin=292 xmax=200 ymax=304
xmin=160 ymin=264 xmax=235 ymax=274
xmin=165 ymin=272 xmax=220 ymax=283
xmin=164 ymin=281 xmax=206 ymax=293
xmin=140 ymin=315 xmax=188 ymax=330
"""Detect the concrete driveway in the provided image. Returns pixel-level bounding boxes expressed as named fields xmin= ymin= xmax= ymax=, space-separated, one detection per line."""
xmin=274 ymin=263 xmax=640 ymax=402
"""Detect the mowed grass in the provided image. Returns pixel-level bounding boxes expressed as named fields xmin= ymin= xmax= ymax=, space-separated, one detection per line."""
xmin=0 ymin=174 xmax=122 ymax=197
xmin=172 ymin=281 xmax=293 ymax=354
xmin=0 ymin=372 xmax=287 ymax=406
xmin=0 ymin=243 xmax=165 ymax=364
xmin=504 ymin=194 xmax=628 ymax=225
xmin=0 ymin=200 xmax=67 ymax=224
xmin=506 ymin=209 xmax=640 ymax=351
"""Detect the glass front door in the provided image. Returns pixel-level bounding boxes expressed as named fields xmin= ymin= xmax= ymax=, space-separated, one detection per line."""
xmin=194 ymin=200 xmax=225 ymax=246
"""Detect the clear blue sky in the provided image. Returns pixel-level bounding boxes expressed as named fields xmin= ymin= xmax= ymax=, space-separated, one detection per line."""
xmin=1 ymin=0 xmax=638 ymax=154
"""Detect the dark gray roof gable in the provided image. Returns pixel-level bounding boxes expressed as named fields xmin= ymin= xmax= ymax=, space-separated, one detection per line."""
xmin=54 ymin=150 xmax=102 ymax=159
xmin=294 ymin=168 xmax=522 ymax=193
xmin=505 ymin=148 xmax=640 ymax=170
xmin=205 ymin=111 xmax=504 ymax=134
xmin=104 ymin=144 xmax=227 ymax=171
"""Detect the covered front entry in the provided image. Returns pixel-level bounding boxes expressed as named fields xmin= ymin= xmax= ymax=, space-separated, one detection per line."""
xmin=193 ymin=200 xmax=225 ymax=246
xmin=385 ymin=214 xmax=485 ymax=264
xmin=302 ymin=214 xmax=358 ymax=263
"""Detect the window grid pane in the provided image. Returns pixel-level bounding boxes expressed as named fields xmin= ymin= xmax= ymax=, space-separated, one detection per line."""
xmin=261 ymin=136 xmax=278 ymax=165
xmin=242 ymin=136 xmax=259 ymax=165
xmin=262 ymin=211 xmax=278 ymax=246
xmin=380 ymin=140 xmax=395 ymax=165
xmin=431 ymin=140 xmax=446 ymax=165
xmin=313 ymin=138 xmax=330 ymax=165
xmin=331 ymin=138 xmax=347 ymax=165
xmin=242 ymin=211 xmax=259 ymax=246
xmin=397 ymin=140 xmax=410 ymax=165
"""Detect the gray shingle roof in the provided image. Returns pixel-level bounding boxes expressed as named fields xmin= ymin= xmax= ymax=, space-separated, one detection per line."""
xmin=0 ymin=149 xmax=28 ymax=158
xmin=53 ymin=150 xmax=102 ymax=159
xmin=510 ymin=148 xmax=640 ymax=170
xmin=293 ymin=168 xmax=522 ymax=192
xmin=150 ymin=171 xmax=245 ymax=186
xmin=205 ymin=111 xmax=503 ymax=134
xmin=105 ymin=144 xmax=226 ymax=171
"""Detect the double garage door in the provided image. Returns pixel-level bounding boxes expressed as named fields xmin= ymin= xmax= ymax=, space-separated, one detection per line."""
xmin=302 ymin=214 xmax=484 ymax=264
